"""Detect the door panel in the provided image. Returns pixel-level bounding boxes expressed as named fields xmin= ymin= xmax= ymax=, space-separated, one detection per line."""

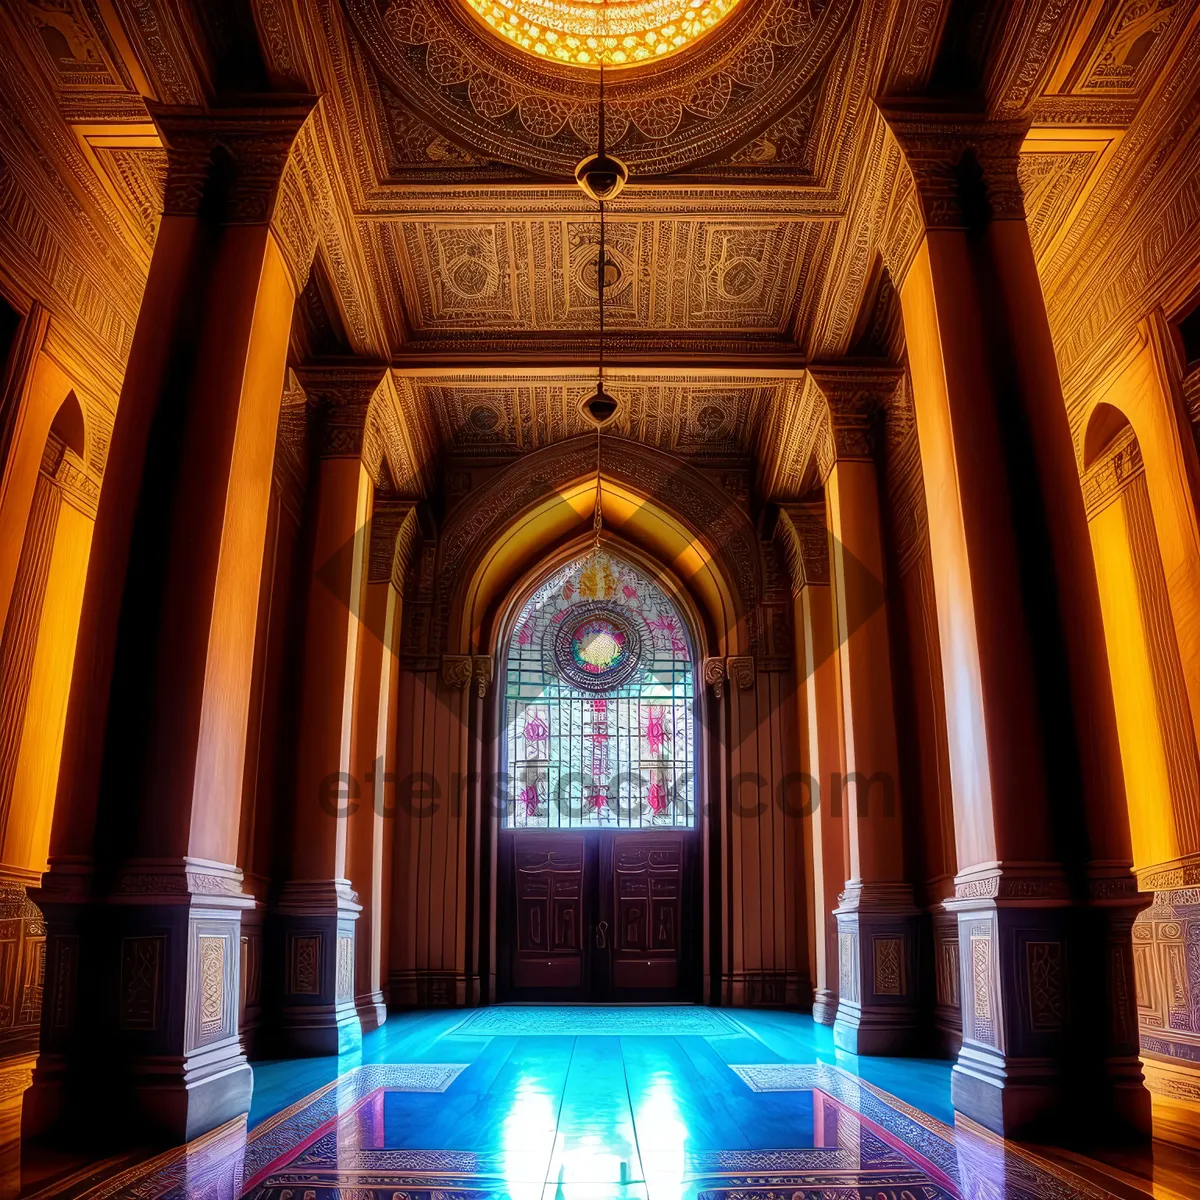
xmin=501 ymin=829 xmax=696 ymax=1001
xmin=609 ymin=835 xmax=683 ymax=993
xmin=512 ymin=834 xmax=585 ymax=990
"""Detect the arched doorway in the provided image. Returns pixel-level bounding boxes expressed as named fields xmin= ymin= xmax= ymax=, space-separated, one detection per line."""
xmin=495 ymin=548 xmax=703 ymax=1001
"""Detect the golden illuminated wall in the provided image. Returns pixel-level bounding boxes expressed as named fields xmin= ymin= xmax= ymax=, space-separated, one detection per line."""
xmin=1080 ymin=321 xmax=1200 ymax=1150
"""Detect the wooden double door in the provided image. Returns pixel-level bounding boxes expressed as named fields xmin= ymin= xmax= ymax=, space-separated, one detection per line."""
xmin=497 ymin=830 xmax=700 ymax=1001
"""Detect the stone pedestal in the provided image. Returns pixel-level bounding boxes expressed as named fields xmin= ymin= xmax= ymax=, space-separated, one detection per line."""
xmin=833 ymin=882 xmax=920 ymax=1055
xmin=108 ymin=860 xmax=254 ymax=1142
xmin=275 ymin=879 xmax=361 ymax=1057
xmin=948 ymin=865 xmax=1069 ymax=1136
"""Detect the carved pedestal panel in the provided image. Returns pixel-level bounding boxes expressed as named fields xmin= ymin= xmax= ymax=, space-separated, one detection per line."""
xmin=949 ymin=866 xmax=1070 ymax=1137
xmin=238 ymin=898 xmax=265 ymax=1060
xmin=832 ymin=882 xmax=920 ymax=1056
xmin=931 ymin=905 xmax=962 ymax=1058
xmin=273 ymin=879 xmax=361 ymax=1057
xmin=1132 ymin=881 xmax=1200 ymax=1148
xmin=107 ymin=860 xmax=254 ymax=1143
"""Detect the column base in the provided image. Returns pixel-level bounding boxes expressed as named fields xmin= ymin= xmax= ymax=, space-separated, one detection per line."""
xmin=0 ymin=1056 xmax=34 ymax=1200
xmin=356 ymin=991 xmax=388 ymax=1033
xmin=832 ymin=882 xmax=921 ymax=1056
xmin=951 ymin=1041 xmax=1061 ymax=1136
xmin=110 ymin=860 xmax=256 ymax=1142
xmin=274 ymin=879 xmax=362 ymax=1057
xmin=812 ymin=988 xmax=837 ymax=1026
xmin=1141 ymin=1055 xmax=1200 ymax=1150
xmin=135 ymin=1042 xmax=255 ymax=1144
xmin=947 ymin=863 xmax=1069 ymax=1136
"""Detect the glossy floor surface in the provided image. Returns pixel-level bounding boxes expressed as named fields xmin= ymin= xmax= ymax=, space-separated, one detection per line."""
xmin=34 ymin=1007 xmax=1200 ymax=1200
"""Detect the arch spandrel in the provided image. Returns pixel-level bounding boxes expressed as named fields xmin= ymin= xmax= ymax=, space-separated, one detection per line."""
xmin=432 ymin=436 xmax=762 ymax=662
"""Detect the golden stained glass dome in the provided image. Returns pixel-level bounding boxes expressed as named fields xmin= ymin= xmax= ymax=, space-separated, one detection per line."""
xmin=460 ymin=0 xmax=742 ymax=67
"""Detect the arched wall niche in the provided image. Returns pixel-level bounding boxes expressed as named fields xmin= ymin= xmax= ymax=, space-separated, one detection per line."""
xmin=1079 ymin=360 xmax=1200 ymax=1139
xmin=390 ymin=438 xmax=810 ymax=1011
xmin=1080 ymin=392 xmax=1200 ymax=873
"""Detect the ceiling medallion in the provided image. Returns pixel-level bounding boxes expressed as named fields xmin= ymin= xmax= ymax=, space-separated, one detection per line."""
xmin=553 ymin=602 xmax=643 ymax=691
xmin=460 ymin=0 xmax=743 ymax=68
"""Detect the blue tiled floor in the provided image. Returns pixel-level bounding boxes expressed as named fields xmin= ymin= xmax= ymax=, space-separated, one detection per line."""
xmin=248 ymin=1005 xmax=955 ymax=1158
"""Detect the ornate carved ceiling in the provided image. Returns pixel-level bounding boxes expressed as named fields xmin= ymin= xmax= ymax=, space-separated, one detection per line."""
xmin=0 ymin=0 xmax=1197 ymax=505
xmin=343 ymin=0 xmax=857 ymax=178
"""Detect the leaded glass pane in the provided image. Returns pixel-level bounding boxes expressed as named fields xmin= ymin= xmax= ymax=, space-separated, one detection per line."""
xmin=502 ymin=552 xmax=695 ymax=829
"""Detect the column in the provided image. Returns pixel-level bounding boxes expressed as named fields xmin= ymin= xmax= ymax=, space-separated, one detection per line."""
xmin=347 ymin=500 xmax=414 ymax=1031
xmin=274 ymin=366 xmax=383 ymax=1056
xmin=30 ymin=99 xmax=315 ymax=1142
xmin=781 ymin=502 xmax=845 ymax=1025
xmin=811 ymin=366 xmax=920 ymax=1056
xmin=882 ymin=103 xmax=1143 ymax=1134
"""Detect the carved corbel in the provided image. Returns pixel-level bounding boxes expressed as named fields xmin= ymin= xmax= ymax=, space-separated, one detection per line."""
xmin=876 ymin=104 xmax=1029 ymax=231
xmin=471 ymin=656 xmax=494 ymax=698
xmin=778 ymin=502 xmax=830 ymax=592
xmin=368 ymin=499 xmax=420 ymax=585
xmin=726 ymin=656 xmax=756 ymax=691
xmin=441 ymin=655 xmax=473 ymax=690
xmin=296 ymin=364 xmax=388 ymax=459
xmin=149 ymin=97 xmax=318 ymax=225
xmin=702 ymin=657 xmax=728 ymax=698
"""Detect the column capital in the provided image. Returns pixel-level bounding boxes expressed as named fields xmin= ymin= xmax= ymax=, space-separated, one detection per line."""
xmin=148 ymin=97 xmax=317 ymax=223
xmin=297 ymin=364 xmax=389 ymax=459
xmin=875 ymin=102 xmax=1029 ymax=230
xmin=808 ymin=365 xmax=903 ymax=479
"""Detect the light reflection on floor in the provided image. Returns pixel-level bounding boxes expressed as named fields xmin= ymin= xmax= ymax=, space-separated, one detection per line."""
xmin=37 ymin=1006 xmax=1191 ymax=1200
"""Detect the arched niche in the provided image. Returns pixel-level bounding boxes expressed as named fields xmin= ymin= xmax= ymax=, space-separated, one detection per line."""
xmin=1080 ymin=394 xmax=1200 ymax=874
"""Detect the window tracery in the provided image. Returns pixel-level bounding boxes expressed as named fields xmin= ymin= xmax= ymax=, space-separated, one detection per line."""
xmin=502 ymin=551 xmax=696 ymax=828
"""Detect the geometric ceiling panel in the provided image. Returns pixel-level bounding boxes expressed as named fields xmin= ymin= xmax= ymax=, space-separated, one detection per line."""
xmin=415 ymin=373 xmax=786 ymax=458
xmin=389 ymin=218 xmax=816 ymax=334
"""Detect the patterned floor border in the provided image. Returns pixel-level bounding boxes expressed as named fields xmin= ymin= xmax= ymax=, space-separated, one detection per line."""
xmin=722 ymin=1062 xmax=1121 ymax=1200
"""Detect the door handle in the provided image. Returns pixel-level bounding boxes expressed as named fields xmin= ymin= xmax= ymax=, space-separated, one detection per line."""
xmin=595 ymin=920 xmax=609 ymax=949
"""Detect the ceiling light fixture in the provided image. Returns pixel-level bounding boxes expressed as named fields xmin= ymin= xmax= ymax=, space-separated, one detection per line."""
xmin=577 ymin=42 xmax=627 ymax=552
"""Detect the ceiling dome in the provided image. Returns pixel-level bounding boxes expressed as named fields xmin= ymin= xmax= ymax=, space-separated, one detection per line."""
xmin=460 ymin=0 xmax=742 ymax=67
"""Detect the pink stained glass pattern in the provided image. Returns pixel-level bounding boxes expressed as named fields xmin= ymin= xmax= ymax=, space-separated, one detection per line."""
xmin=522 ymin=708 xmax=549 ymax=759
xmin=647 ymin=775 xmax=668 ymax=816
xmin=644 ymin=706 xmax=668 ymax=756
xmin=519 ymin=782 xmax=540 ymax=816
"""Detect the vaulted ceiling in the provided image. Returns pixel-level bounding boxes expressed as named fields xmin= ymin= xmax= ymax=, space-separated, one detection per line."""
xmin=2 ymin=0 xmax=1198 ymax=505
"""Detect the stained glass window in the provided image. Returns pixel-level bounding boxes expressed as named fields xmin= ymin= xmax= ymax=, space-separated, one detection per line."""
xmin=460 ymin=0 xmax=742 ymax=68
xmin=502 ymin=552 xmax=696 ymax=828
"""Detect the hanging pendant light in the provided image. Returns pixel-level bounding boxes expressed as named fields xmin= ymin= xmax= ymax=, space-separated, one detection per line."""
xmin=575 ymin=57 xmax=629 ymax=203
xmin=581 ymin=52 xmax=623 ymax=431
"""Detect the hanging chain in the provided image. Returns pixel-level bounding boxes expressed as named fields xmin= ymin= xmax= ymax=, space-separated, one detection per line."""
xmin=592 ymin=55 xmax=607 ymax=557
